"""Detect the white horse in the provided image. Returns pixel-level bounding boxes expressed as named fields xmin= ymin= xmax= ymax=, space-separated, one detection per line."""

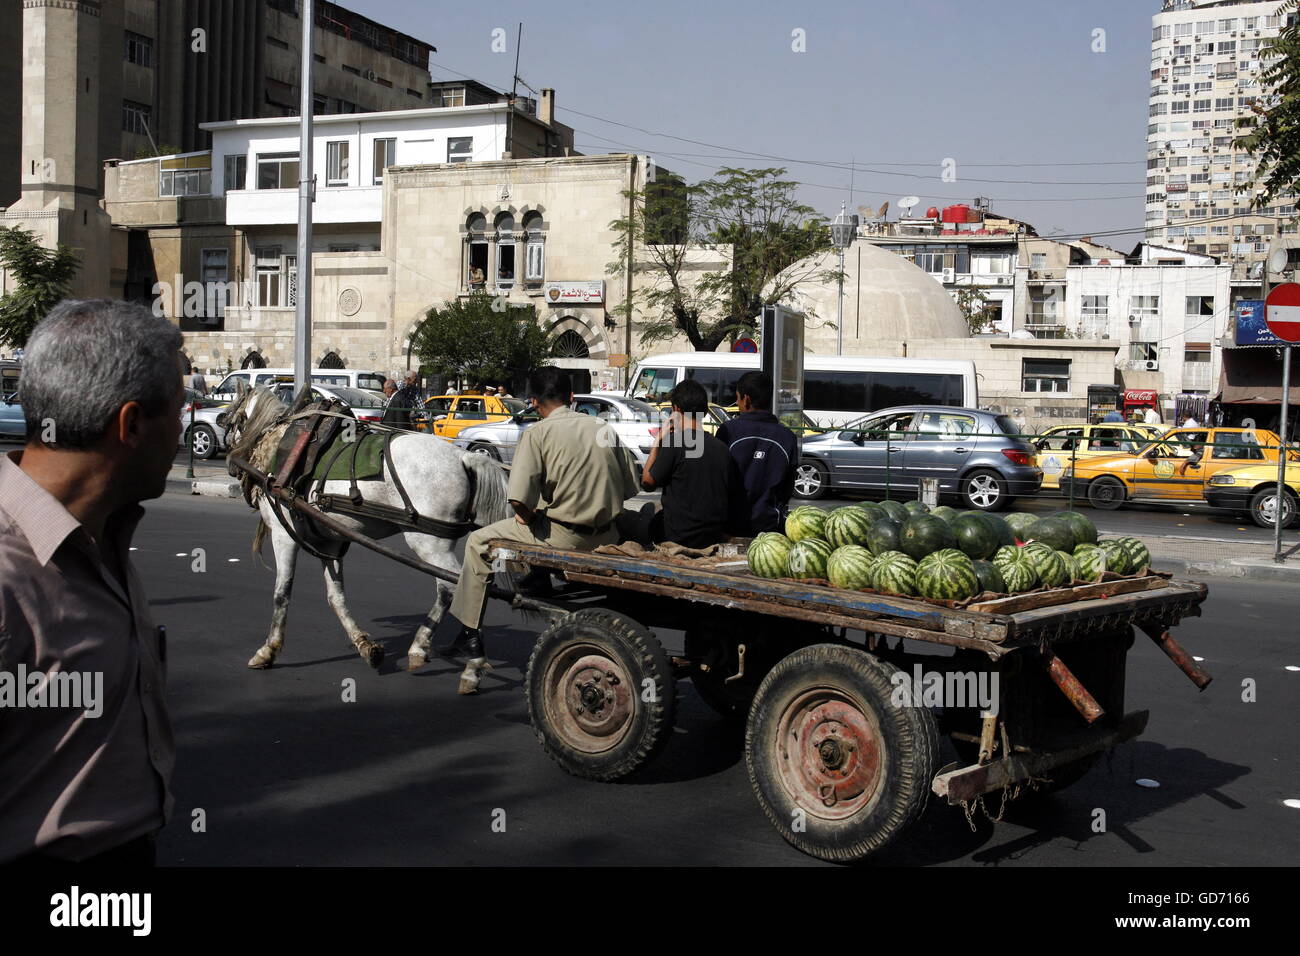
xmin=221 ymin=385 xmax=510 ymax=693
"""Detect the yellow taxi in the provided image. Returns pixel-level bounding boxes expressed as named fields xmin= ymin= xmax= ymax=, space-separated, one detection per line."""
xmin=1058 ymin=426 xmax=1290 ymax=510
xmin=1205 ymin=459 xmax=1300 ymax=528
xmin=1033 ymin=423 xmax=1149 ymax=490
xmin=421 ymin=393 xmax=528 ymax=440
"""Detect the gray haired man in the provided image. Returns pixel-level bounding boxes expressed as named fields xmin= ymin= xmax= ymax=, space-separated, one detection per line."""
xmin=0 ymin=299 xmax=183 ymax=865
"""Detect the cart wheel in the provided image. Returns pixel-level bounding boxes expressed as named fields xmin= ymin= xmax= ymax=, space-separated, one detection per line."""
xmin=746 ymin=644 xmax=938 ymax=863
xmin=525 ymin=609 xmax=676 ymax=781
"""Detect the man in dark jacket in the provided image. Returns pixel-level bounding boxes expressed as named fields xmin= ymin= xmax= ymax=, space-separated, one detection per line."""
xmin=381 ymin=372 xmax=422 ymax=429
xmin=716 ymin=371 xmax=798 ymax=534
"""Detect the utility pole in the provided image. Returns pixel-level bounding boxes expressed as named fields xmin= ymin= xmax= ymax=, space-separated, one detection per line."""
xmin=294 ymin=1 xmax=316 ymax=395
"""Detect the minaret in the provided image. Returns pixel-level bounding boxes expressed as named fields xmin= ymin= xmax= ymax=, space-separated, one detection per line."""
xmin=7 ymin=0 xmax=112 ymax=298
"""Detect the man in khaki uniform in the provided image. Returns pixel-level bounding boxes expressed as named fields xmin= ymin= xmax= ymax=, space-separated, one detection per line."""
xmin=447 ymin=367 xmax=640 ymax=664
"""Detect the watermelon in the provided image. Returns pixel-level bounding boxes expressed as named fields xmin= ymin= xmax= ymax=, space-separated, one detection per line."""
xmin=1058 ymin=551 xmax=1081 ymax=583
xmin=827 ymin=545 xmax=876 ymax=590
xmin=787 ymin=538 xmax=834 ymax=580
xmin=785 ymin=506 xmax=828 ymax=543
xmin=972 ymin=560 xmax=1006 ymax=595
xmin=1055 ymin=510 xmax=1099 ymax=547
xmin=1004 ymin=512 xmax=1039 ymax=542
xmin=899 ymin=514 xmax=957 ymax=561
xmin=1074 ymin=546 xmax=1107 ymax=582
xmin=878 ymin=499 xmax=909 ymax=523
xmin=916 ymin=549 xmax=980 ymax=601
xmin=747 ymin=532 xmax=794 ymax=579
xmin=976 ymin=512 xmax=1016 ymax=547
xmin=1000 ymin=559 xmax=1038 ymax=593
xmin=1022 ymin=542 xmax=1069 ymax=588
xmin=854 ymin=502 xmax=886 ymax=523
xmin=929 ymin=505 xmax=962 ymax=525
xmin=993 ymin=544 xmax=1031 ymax=571
xmin=865 ymin=517 xmax=903 ymax=556
xmin=1097 ymin=539 xmax=1136 ymax=575
xmin=952 ymin=513 xmax=999 ymax=560
xmin=903 ymin=499 xmax=929 ymax=514
xmin=1025 ymin=517 xmax=1076 ymax=553
xmin=823 ymin=506 xmax=875 ymax=550
xmin=872 ymin=551 xmax=919 ymax=596
xmin=1118 ymin=536 xmax=1151 ymax=572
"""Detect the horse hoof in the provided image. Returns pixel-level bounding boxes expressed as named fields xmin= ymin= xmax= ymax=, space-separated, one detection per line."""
xmin=247 ymin=648 xmax=276 ymax=669
xmin=406 ymin=651 xmax=427 ymax=672
xmin=360 ymin=640 xmax=384 ymax=669
xmin=458 ymin=658 xmax=492 ymax=695
xmin=457 ymin=677 xmax=479 ymax=695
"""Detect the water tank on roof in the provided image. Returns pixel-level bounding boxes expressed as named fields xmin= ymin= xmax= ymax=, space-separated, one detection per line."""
xmin=925 ymin=206 xmax=940 ymax=219
xmin=941 ymin=205 xmax=968 ymax=223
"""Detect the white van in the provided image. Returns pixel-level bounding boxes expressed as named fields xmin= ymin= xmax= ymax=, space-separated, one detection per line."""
xmin=627 ymin=353 xmax=978 ymax=428
xmin=209 ymin=367 xmax=388 ymax=403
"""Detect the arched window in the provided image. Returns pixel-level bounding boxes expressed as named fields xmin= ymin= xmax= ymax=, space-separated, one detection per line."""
xmin=466 ymin=214 xmax=487 ymax=289
xmin=495 ymin=213 xmax=516 ymax=289
xmin=241 ymin=350 xmax=267 ymax=369
xmin=551 ymin=329 xmax=590 ymax=358
xmin=318 ymin=351 xmax=345 ymax=369
xmin=523 ymin=212 xmax=545 ymax=287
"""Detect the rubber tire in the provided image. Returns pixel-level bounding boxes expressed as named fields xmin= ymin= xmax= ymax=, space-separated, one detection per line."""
xmin=746 ymin=644 xmax=939 ymax=863
xmin=793 ymin=460 xmax=829 ymax=500
xmin=1087 ymin=476 xmax=1126 ymax=511
xmin=525 ymin=609 xmax=676 ymax=782
xmin=189 ymin=423 xmax=218 ymax=460
xmin=1249 ymin=485 xmax=1298 ymax=529
xmin=468 ymin=442 xmax=501 ymax=462
xmin=960 ymin=469 xmax=1009 ymax=512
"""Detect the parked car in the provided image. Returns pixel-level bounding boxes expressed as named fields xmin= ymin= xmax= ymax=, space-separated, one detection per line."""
xmin=269 ymin=383 xmax=389 ymax=424
xmin=0 ymin=391 xmax=25 ymax=441
xmin=451 ymin=394 xmax=662 ymax=465
xmin=208 ymin=367 xmax=387 ymax=403
xmin=419 ymin=392 xmax=528 ymax=439
xmin=1033 ymin=423 xmax=1148 ymax=490
xmin=792 ymin=406 xmax=1042 ymax=511
xmin=1205 ymin=459 xmax=1300 ymax=528
xmin=1058 ymin=426 xmax=1293 ymax=511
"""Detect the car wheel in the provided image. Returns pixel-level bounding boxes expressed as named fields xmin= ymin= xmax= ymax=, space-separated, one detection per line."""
xmin=793 ymin=461 xmax=828 ymax=500
xmin=468 ymin=442 xmax=501 ymax=462
xmin=960 ymin=469 xmax=1008 ymax=511
xmin=1087 ymin=476 xmax=1126 ymax=511
xmin=189 ymin=423 xmax=217 ymax=460
xmin=1249 ymin=486 xmax=1298 ymax=529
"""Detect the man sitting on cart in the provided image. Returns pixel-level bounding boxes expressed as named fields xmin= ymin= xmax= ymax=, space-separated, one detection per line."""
xmin=446 ymin=367 xmax=641 ymax=657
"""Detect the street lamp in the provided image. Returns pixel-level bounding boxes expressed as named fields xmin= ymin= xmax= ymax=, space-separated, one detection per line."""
xmin=831 ymin=203 xmax=858 ymax=355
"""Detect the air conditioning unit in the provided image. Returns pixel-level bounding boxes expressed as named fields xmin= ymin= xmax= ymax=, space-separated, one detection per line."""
xmin=365 ymin=69 xmax=377 ymax=81
xmin=996 ymin=275 xmax=1012 ymax=285
xmin=1144 ymin=360 xmax=1160 ymax=371
xmin=941 ymin=268 xmax=956 ymax=283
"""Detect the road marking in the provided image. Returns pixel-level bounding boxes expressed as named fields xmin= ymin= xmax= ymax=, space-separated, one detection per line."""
xmin=1135 ymin=778 xmax=1160 ymax=788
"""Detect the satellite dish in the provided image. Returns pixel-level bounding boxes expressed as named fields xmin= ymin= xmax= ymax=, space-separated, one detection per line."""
xmin=877 ymin=200 xmax=889 ymax=219
xmin=857 ymin=204 xmax=875 ymax=221
xmin=1268 ymin=247 xmax=1289 ymax=273
xmin=900 ymin=196 xmax=920 ymax=216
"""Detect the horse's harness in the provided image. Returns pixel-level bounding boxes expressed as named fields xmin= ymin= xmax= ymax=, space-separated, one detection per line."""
xmin=239 ymin=398 xmax=481 ymax=561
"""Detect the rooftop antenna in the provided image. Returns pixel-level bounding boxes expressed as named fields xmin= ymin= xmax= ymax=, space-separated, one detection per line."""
xmin=899 ymin=195 xmax=920 ymax=218
xmin=507 ymin=23 xmax=522 ymax=156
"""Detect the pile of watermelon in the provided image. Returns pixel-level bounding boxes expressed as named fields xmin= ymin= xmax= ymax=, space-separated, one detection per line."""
xmin=746 ymin=501 xmax=1154 ymax=604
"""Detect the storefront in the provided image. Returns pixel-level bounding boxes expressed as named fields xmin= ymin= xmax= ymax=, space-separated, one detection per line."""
xmin=1210 ymin=347 xmax=1300 ymax=441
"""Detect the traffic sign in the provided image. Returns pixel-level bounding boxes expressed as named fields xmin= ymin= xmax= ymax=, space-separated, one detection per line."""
xmin=732 ymin=337 xmax=757 ymax=353
xmin=1265 ymin=282 xmax=1300 ymax=343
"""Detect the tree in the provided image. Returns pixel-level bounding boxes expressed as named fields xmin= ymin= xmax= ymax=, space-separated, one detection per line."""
xmin=953 ymin=287 xmax=997 ymax=334
xmin=608 ymin=166 xmax=840 ymax=351
xmin=412 ymin=293 xmax=550 ymax=385
xmin=1234 ymin=1 xmax=1300 ymax=208
xmin=0 ymin=226 xmax=81 ymax=351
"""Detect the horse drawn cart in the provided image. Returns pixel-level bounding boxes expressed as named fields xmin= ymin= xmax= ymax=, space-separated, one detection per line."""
xmin=232 ymin=448 xmax=1211 ymax=864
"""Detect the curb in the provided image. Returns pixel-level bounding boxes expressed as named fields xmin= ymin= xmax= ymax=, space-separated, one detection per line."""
xmin=188 ymin=478 xmax=241 ymax=498
xmin=1154 ymin=556 xmax=1300 ymax=582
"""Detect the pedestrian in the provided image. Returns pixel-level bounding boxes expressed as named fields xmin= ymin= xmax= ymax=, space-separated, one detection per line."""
xmin=188 ymin=366 xmax=207 ymax=395
xmin=715 ymin=371 xmax=799 ymax=534
xmin=1144 ymin=405 xmax=1162 ymax=426
xmin=0 ymin=299 xmax=182 ymax=865
xmin=1102 ymin=407 xmax=1124 ymax=423
xmin=483 ymin=385 xmax=496 ymax=396
xmin=617 ymin=379 xmax=744 ymax=548
xmin=498 ymin=384 xmax=513 ymax=398
xmin=381 ymin=371 xmax=422 ymax=429
xmin=446 ymin=367 xmax=640 ymax=656
xmin=382 ymin=379 xmax=397 ymax=400
xmin=1182 ymin=414 xmax=1200 ymax=428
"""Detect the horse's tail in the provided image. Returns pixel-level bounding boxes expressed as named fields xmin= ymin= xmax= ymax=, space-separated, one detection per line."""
xmin=460 ymin=450 xmax=510 ymax=527
xmin=251 ymin=517 xmax=269 ymax=567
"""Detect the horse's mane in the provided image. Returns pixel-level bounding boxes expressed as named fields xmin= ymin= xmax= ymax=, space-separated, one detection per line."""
xmin=227 ymin=385 xmax=290 ymax=468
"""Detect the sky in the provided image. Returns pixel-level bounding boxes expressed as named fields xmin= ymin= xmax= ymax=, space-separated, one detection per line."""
xmin=355 ymin=0 xmax=1160 ymax=248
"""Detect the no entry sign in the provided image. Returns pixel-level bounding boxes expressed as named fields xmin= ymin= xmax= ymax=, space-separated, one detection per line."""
xmin=1265 ymin=282 xmax=1300 ymax=343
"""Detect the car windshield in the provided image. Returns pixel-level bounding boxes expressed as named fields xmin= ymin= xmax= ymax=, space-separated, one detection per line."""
xmin=328 ymin=386 xmax=387 ymax=408
xmin=503 ymin=398 xmax=527 ymax=414
xmin=615 ymin=398 xmax=658 ymax=422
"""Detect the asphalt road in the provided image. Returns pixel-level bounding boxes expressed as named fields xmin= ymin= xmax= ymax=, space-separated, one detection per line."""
xmin=136 ymin=491 xmax=1298 ymax=866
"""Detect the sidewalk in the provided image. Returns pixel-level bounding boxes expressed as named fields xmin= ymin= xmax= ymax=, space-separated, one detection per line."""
xmin=165 ymin=457 xmax=242 ymax=498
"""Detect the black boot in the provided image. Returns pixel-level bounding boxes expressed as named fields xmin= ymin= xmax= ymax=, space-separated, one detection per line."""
xmin=438 ymin=626 xmax=483 ymax=658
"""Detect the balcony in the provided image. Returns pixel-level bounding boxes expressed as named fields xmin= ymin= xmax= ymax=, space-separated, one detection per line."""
xmin=225 ymin=186 xmax=382 ymax=226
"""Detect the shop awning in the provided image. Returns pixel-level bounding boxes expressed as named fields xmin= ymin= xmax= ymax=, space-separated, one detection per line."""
xmin=1213 ymin=347 xmax=1300 ymax=404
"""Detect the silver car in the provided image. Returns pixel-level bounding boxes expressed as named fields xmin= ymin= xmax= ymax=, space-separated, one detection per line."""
xmin=451 ymin=394 xmax=662 ymax=465
xmin=793 ymin=405 xmax=1042 ymax=511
